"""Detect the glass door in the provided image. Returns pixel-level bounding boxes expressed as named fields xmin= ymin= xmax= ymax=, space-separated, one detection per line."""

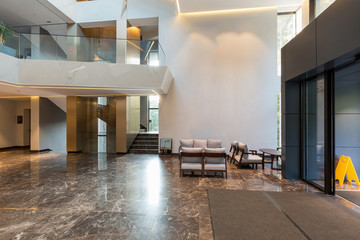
xmin=304 ymin=77 xmax=325 ymax=188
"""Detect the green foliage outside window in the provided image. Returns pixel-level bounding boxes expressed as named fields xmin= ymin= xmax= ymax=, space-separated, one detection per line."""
xmin=0 ymin=21 xmax=14 ymax=45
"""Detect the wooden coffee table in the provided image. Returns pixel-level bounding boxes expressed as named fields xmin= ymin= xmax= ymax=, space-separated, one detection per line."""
xmin=259 ymin=148 xmax=281 ymax=170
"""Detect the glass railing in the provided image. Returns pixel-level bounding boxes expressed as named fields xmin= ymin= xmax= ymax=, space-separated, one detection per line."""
xmin=0 ymin=32 xmax=165 ymax=66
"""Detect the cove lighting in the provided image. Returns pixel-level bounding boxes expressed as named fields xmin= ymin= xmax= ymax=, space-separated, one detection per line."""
xmin=176 ymin=0 xmax=181 ymax=14
xmin=177 ymin=2 xmax=299 ymax=16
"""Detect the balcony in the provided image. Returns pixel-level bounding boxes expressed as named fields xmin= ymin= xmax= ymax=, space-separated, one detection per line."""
xmin=1 ymin=31 xmax=165 ymax=66
xmin=0 ymin=31 xmax=172 ymax=95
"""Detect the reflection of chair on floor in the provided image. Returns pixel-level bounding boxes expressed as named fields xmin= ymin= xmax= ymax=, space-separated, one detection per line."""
xmin=204 ymin=148 xmax=227 ymax=179
xmin=227 ymin=141 xmax=238 ymax=163
xmin=233 ymin=143 xmax=264 ymax=169
xmin=179 ymin=147 xmax=203 ymax=177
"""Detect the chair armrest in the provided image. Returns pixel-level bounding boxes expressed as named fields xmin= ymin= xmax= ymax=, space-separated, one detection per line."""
xmin=249 ymin=150 xmax=257 ymax=154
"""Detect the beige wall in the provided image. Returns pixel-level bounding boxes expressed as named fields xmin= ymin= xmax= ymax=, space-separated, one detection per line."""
xmin=126 ymin=96 xmax=140 ymax=150
xmin=301 ymin=0 xmax=310 ymax=29
xmin=126 ymin=26 xmax=141 ymax=64
xmin=116 ymin=96 xmax=140 ymax=153
xmin=30 ymin=97 xmax=40 ymax=151
xmin=0 ymin=100 xmax=17 ymax=148
xmin=16 ymin=100 xmax=31 ymax=146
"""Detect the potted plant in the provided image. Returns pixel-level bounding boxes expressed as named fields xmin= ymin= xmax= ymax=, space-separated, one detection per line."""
xmin=0 ymin=21 xmax=14 ymax=45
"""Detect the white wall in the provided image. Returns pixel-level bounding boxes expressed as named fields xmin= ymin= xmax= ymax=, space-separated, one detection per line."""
xmin=128 ymin=1 xmax=278 ymax=152
xmin=0 ymin=100 xmax=17 ymax=148
xmin=77 ymin=0 xmax=124 ymax=23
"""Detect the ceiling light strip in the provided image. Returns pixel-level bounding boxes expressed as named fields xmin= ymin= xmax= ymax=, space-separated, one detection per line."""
xmin=180 ymin=5 xmax=299 ymax=16
xmin=176 ymin=0 xmax=181 ymax=14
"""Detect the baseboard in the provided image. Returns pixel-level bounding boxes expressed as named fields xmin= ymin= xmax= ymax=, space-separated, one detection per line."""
xmin=0 ymin=146 xmax=30 ymax=151
xmin=67 ymin=150 xmax=82 ymax=153
xmin=30 ymin=149 xmax=51 ymax=153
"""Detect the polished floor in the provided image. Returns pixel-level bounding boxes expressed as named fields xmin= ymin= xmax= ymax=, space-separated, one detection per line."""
xmin=0 ymin=149 xmax=353 ymax=239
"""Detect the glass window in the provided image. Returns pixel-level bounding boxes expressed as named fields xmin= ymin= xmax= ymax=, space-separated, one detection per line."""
xmin=277 ymin=13 xmax=296 ymax=76
xmin=315 ymin=0 xmax=336 ymax=17
xmin=148 ymin=95 xmax=159 ymax=132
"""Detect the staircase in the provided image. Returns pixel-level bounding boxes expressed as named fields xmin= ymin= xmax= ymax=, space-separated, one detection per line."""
xmin=129 ymin=132 xmax=159 ymax=154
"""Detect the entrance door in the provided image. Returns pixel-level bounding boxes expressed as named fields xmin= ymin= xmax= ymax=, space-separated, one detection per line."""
xmin=303 ymin=77 xmax=325 ymax=188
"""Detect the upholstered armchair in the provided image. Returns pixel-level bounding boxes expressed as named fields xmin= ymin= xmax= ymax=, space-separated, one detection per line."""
xmin=179 ymin=147 xmax=204 ymax=177
xmin=233 ymin=143 xmax=264 ymax=169
xmin=203 ymin=148 xmax=227 ymax=179
xmin=227 ymin=141 xmax=238 ymax=163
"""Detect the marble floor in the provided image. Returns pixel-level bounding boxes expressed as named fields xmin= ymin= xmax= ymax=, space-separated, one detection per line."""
xmin=0 ymin=149 xmax=350 ymax=239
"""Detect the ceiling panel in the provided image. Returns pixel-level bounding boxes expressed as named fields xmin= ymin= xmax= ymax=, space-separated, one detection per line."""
xmin=0 ymin=0 xmax=67 ymax=27
xmin=179 ymin=0 xmax=303 ymax=13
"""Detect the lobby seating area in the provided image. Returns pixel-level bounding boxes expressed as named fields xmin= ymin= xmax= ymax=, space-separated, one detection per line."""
xmin=179 ymin=139 xmax=227 ymax=178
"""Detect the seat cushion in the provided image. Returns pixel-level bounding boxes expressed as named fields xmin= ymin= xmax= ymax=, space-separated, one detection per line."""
xmin=204 ymin=148 xmax=226 ymax=164
xmin=180 ymin=139 xmax=194 ymax=148
xmin=238 ymin=143 xmax=249 ymax=159
xmin=182 ymin=147 xmax=203 ymax=153
xmin=181 ymin=163 xmax=202 ymax=170
xmin=207 ymin=139 xmax=222 ymax=148
xmin=194 ymin=139 xmax=207 ymax=148
xmin=181 ymin=147 xmax=203 ymax=163
xmin=241 ymin=154 xmax=263 ymax=164
xmin=204 ymin=163 xmax=226 ymax=171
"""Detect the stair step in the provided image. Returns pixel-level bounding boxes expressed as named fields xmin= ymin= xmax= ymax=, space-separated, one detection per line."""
xmin=130 ymin=145 xmax=158 ymax=149
xmin=129 ymin=149 xmax=158 ymax=154
xmin=134 ymin=140 xmax=158 ymax=144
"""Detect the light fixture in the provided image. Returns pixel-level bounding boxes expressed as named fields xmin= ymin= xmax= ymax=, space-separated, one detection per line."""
xmin=176 ymin=0 xmax=181 ymax=14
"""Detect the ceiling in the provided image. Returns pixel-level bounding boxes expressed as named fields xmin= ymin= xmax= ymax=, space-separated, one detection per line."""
xmin=0 ymin=81 xmax=158 ymax=99
xmin=0 ymin=0 xmax=67 ymax=27
xmin=178 ymin=0 xmax=303 ymax=13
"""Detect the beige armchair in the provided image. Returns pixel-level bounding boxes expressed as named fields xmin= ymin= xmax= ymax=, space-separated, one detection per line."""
xmin=179 ymin=147 xmax=204 ymax=177
xmin=233 ymin=143 xmax=264 ymax=169
xmin=203 ymin=148 xmax=227 ymax=179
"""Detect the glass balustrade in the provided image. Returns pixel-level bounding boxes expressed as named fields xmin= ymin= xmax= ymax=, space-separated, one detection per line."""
xmin=0 ymin=32 xmax=165 ymax=66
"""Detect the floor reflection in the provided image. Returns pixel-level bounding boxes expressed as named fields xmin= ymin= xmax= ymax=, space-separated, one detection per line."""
xmin=0 ymin=150 xmax=321 ymax=239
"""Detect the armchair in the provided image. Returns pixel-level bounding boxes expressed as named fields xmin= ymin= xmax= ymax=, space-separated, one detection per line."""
xmin=233 ymin=143 xmax=264 ymax=169
xmin=204 ymin=148 xmax=227 ymax=179
xmin=179 ymin=147 xmax=204 ymax=177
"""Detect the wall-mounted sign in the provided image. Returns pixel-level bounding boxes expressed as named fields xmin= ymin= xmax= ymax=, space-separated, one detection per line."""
xmin=17 ymin=116 xmax=23 ymax=124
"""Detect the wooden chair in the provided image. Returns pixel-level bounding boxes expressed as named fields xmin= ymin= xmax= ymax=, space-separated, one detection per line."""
xmin=179 ymin=147 xmax=204 ymax=177
xmin=233 ymin=143 xmax=264 ymax=169
xmin=227 ymin=141 xmax=238 ymax=163
xmin=204 ymin=148 xmax=227 ymax=179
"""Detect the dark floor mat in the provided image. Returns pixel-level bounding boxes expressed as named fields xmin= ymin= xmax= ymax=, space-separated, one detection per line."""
xmin=208 ymin=189 xmax=360 ymax=240
xmin=337 ymin=190 xmax=360 ymax=206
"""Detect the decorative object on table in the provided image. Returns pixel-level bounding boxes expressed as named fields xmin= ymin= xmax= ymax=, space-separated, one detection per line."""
xmin=160 ymin=138 xmax=172 ymax=156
